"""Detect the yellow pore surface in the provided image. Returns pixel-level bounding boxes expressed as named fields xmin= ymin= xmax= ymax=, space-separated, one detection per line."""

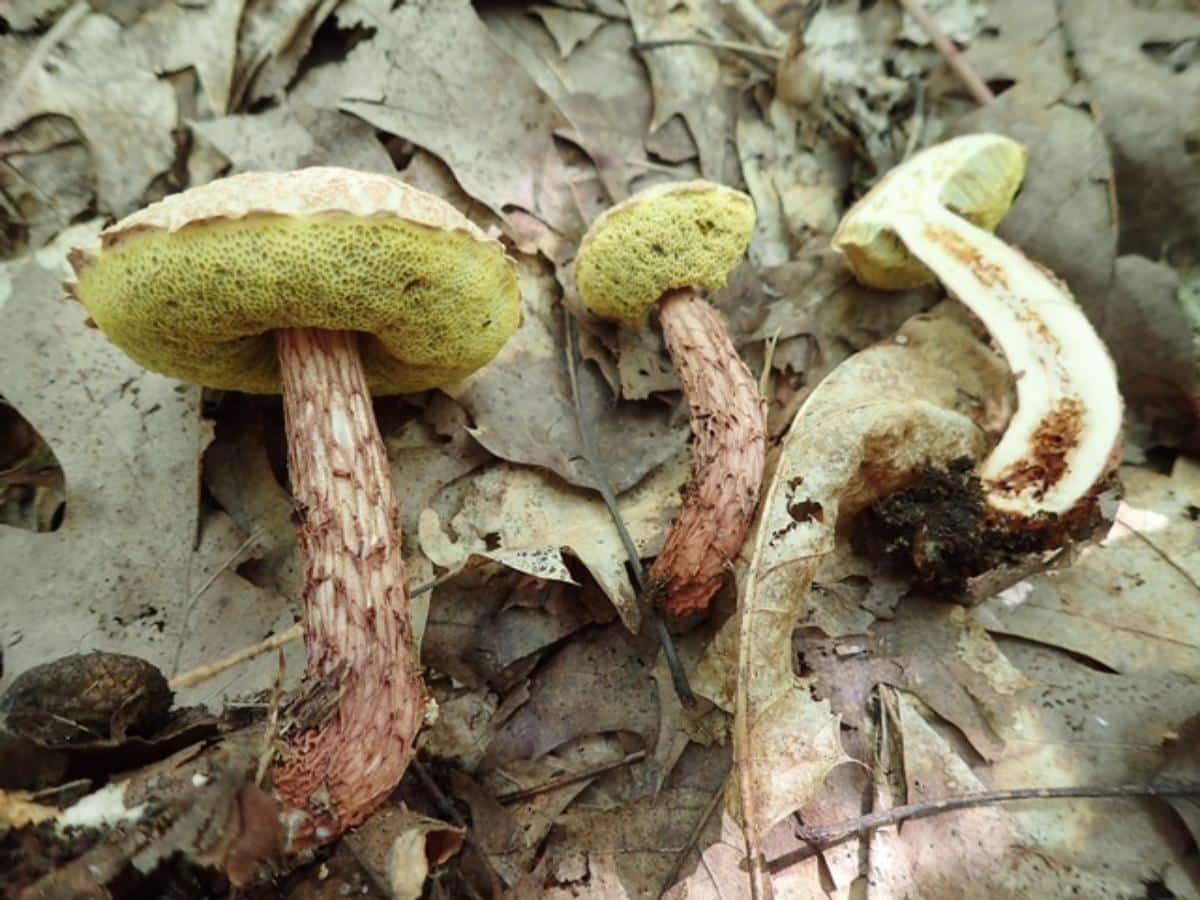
xmin=75 ymin=214 xmax=522 ymax=394
xmin=575 ymin=181 xmax=755 ymax=326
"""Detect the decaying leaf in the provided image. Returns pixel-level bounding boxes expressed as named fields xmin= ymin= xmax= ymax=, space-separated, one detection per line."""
xmin=305 ymin=0 xmax=581 ymax=235
xmin=729 ymin=308 xmax=1010 ymax=866
xmin=0 ymin=10 xmax=177 ymax=216
xmin=453 ymin=258 xmax=689 ymax=494
xmin=0 ymin=228 xmax=293 ymax=705
xmin=419 ymin=450 xmax=686 ymax=629
xmin=977 ymin=457 xmax=1200 ymax=677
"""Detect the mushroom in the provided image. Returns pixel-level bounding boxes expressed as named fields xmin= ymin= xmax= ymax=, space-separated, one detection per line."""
xmin=574 ymin=181 xmax=766 ymax=619
xmin=67 ymin=167 xmax=522 ymax=847
xmin=833 ymin=134 xmax=1122 ymax=523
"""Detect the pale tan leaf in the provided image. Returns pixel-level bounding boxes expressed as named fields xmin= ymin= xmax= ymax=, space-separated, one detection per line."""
xmin=732 ymin=309 xmax=1010 ymax=850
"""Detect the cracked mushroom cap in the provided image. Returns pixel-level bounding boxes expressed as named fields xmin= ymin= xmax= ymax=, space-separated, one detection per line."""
xmin=833 ymin=134 xmax=1026 ymax=290
xmin=574 ymin=180 xmax=756 ymax=326
xmin=68 ymin=168 xmax=522 ymax=395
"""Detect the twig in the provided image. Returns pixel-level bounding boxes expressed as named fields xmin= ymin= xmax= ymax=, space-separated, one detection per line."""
xmin=658 ymin=767 xmax=731 ymax=898
xmin=410 ymin=758 xmax=488 ymax=900
xmin=562 ymin=308 xmax=696 ymax=709
xmin=897 ymin=0 xmax=995 ymax=106
xmin=770 ymin=782 xmax=1200 ymax=872
xmin=497 ymin=750 xmax=646 ymax=804
xmin=168 ymin=575 xmax=445 ymax=691
xmin=173 ymin=531 xmax=261 ymax=672
xmin=634 ymin=37 xmax=783 ymax=60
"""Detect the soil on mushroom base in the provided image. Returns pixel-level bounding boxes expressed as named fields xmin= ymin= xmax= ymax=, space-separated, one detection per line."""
xmin=850 ymin=457 xmax=1066 ymax=596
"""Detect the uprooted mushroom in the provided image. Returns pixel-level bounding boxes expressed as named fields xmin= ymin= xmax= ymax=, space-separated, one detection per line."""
xmin=67 ymin=168 xmax=522 ymax=851
xmin=574 ymin=181 xmax=767 ymax=621
xmin=832 ymin=133 xmax=1124 ymax=583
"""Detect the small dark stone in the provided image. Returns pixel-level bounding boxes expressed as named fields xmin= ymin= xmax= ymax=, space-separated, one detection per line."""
xmin=1 ymin=652 xmax=172 ymax=747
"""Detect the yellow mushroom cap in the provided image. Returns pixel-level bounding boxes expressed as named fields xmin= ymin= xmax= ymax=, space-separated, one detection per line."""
xmin=833 ymin=134 xmax=1027 ymax=290
xmin=574 ymin=180 xmax=756 ymax=326
xmin=68 ymin=167 xmax=522 ymax=395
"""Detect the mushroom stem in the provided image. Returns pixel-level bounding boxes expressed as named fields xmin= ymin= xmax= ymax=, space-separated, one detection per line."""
xmin=272 ymin=327 xmax=424 ymax=849
xmin=648 ymin=289 xmax=767 ymax=619
xmin=888 ymin=202 xmax=1121 ymax=515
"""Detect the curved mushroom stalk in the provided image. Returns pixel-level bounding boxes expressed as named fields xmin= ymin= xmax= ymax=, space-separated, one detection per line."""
xmin=647 ymin=290 xmax=767 ymax=619
xmin=889 ymin=203 xmax=1121 ymax=515
xmin=834 ymin=134 xmax=1123 ymax=522
xmin=273 ymin=328 xmax=424 ymax=849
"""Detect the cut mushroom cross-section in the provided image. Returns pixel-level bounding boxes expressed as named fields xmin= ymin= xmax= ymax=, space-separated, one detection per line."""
xmin=833 ymin=134 xmax=1122 ymax=520
xmin=575 ymin=180 xmax=766 ymax=620
xmin=67 ymin=167 xmax=522 ymax=850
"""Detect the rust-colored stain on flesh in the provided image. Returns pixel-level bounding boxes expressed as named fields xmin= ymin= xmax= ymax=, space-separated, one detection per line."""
xmin=991 ymin=397 xmax=1084 ymax=500
xmin=924 ymin=223 xmax=1008 ymax=289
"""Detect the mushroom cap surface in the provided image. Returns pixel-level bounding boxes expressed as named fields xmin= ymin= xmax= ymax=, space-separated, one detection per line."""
xmin=575 ymin=180 xmax=755 ymax=326
xmin=833 ymin=134 xmax=1026 ymax=290
xmin=69 ymin=167 xmax=522 ymax=394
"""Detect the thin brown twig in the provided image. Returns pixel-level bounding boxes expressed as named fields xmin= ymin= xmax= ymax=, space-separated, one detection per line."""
xmin=634 ymin=37 xmax=783 ymax=60
xmin=562 ymin=307 xmax=696 ymax=709
xmin=769 ymin=782 xmax=1200 ymax=873
xmin=897 ymin=0 xmax=995 ymax=106
xmin=658 ymin=767 xmax=731 ymax=898
xmin=496 ymin=750 xmax=647 ymax=804
xmin=168 ymin=575 xmax=445 ymax=691
xmin=409 ymin=758 xmax=488 ymax=900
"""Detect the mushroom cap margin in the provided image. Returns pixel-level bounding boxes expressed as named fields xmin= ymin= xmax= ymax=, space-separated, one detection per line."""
xmin=68 ymin=167 xmax=522 ymax=395
xmin=574 ymin=180 xmax=756 ymax=326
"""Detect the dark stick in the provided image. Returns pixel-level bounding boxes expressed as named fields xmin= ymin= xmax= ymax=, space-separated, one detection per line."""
xmin=658 ymin=767 xmax=731 ymax=898
xmin=770 ymin=782 xmax=1200 ymax=873
xmin=562 ymin=307 xmax=696 ymax=709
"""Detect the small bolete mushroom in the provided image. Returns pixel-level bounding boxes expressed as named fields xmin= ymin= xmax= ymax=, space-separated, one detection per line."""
xmin=833 ymin=134 xmax=1122 ymax=522
xmin=575 ymin=181 xmax=766 ymax=619
xmin=67 ymin=167 xmax=521 ymax=847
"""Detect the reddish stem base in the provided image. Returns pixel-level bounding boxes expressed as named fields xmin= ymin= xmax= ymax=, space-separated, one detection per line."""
xmin=272 ymin=328 xmax=424 ymax=849
xmin=648 ymin=290 xmax=767 ymax=619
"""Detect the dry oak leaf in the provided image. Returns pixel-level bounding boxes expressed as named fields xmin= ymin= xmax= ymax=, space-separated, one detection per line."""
xmin=0 ymin=10 xmax=176 ymax=217
xmin=728 ymin=308 xmax=1010 ymax=868
xmin=0 ymin=231 xmax=291 ymax=703
xmin=978 ymin=457 xmax=1200 ymax=678
xmin=310 ymin=0 xmax=582 ymax=236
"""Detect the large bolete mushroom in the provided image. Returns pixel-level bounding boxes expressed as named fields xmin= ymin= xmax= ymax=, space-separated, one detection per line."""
xmin=67 ymin=167 xmax=521 ymax=848
xmin=575 ymin=181 xmax=766 ymax=619
xmin=833 ymin=134 xmax=1122 ymax=524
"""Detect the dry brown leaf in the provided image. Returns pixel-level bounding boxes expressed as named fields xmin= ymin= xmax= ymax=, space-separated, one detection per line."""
xmin=191 ymin=104 xmax=394 ymax=175
xmin=0 ymin=10 xmax=177 ymax=216
xmin=418 ymin=451 xmax=686 ymax=629
xmin=626 ymin=0 xmax=737 ymax=183
xmin=1060 ymin=0 xmax=1200 ymax=256
xmin=452 ymin=258 xmax=689 ymax=495
xmin=977 ymin=457 xmax=1200 ymax=676
xmin=304 ymin=0 xmax=582 ymax=236
xmin=888 ymin=690 xmax=1143 ymax=898
xmin=482 ymin=10 xmax=657 ymax=204
xmin=134 ymin=0 xmax=243 ymax=117
xmin=235 ymin=0 xmax=340 ymax=106
xmin=483 ymin=626 xmax=659 ymax=770
xmin=0 ymin=113 xmax=93 ymax=252
xmin=729 ymin=308 xmax=1011 ymax=871
xmin=531 ymin=5 xmax=607 ymax=58
xmin=0 ymin=227 xmax=293 ymax=706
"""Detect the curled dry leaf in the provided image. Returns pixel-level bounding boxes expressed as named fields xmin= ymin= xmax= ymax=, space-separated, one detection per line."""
xmin=730 ymin=308 xmax=1011 ymax=883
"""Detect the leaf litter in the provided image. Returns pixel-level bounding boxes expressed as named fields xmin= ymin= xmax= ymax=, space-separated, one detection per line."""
xmin=1 ymin=0 xmax=1199 ymax=897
